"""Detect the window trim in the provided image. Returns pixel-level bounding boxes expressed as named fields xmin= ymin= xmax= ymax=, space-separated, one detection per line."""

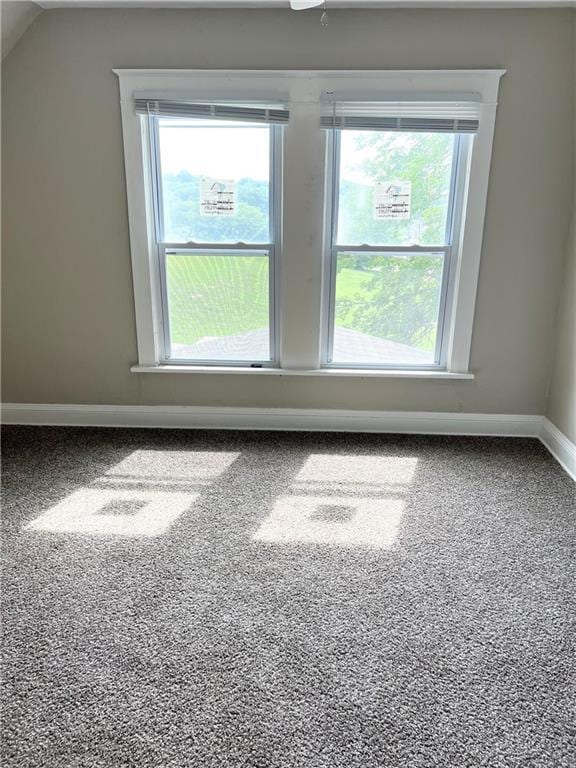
xmin=115 ymin=68 xmax=505 ymax=375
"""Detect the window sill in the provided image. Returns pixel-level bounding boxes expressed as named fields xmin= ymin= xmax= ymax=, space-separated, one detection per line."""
xmin=130 ymin=365 xmax=474 ymax=380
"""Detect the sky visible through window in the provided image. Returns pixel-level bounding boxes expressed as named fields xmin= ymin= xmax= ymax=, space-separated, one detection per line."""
xmin=159 ymin=119 xmax=270 ymax=180
xmin=158 ymin=118 xmax=381 ymax=184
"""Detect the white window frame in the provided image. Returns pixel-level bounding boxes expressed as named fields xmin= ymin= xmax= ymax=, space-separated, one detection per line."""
xmin=149 ymin=116 xmax=282 ymax=367
xmin=115 ymin=69 xmax=505 ymax=377
xmin=322 ymin=129 xmax=470 ymax=370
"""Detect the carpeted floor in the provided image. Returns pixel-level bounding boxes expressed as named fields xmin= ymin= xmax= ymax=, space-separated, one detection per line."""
xmin=2 ymin=426 xmax=575 ymax=768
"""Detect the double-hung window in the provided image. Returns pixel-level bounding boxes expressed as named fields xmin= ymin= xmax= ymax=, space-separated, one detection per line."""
xmin=139 ymin=99 xmax=286 ymax=366
xmin=117 ymin=70 xmax=504 ymax=376
xmin=322 ymin=101 xmax=475 ymax=369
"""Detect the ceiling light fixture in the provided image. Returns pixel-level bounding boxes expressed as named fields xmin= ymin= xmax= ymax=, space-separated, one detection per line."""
xmin=290 ymin=0 xmax=329 ymax=26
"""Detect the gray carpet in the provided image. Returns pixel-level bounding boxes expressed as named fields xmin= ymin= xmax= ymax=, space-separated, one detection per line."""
xmin=2 ymin=426 xmax=575 ymax=768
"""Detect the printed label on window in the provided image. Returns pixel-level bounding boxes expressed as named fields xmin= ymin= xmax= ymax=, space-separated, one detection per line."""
xmin=200 ymin=177 xmax=236 ymax=217
xmin=373 ymin=181 xmax=411 ymax=220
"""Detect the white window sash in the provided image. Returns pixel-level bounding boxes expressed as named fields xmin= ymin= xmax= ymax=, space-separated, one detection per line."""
xmin=321 ymin=129 xmax=472 ymax=370
xmin=144 ymin=112 xmax=282 ymax=367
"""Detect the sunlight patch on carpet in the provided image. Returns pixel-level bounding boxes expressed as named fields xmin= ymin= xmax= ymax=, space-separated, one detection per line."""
xmin=253 ymin=494 xmax=405 ymax=548
xmin=24 ymin=449 xmax=240 ymax=537
xmin=295 ymin=454 xmax=418 ymax=486
xmin=25 ymin=488 xmax=197 ymax=537
xmin=254 ymin=455 xmax=417 ymax=548
xmin=100 ymin=449 xmax=240 ymax=488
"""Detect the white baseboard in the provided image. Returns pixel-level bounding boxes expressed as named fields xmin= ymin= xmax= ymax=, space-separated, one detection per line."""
xmin=1 ymin=403 xmax=543 ymax=437
xmin=3 ymin=403 xmax=574 ymax=480
xmin=539 ymin=418 xmax=576 ymax=481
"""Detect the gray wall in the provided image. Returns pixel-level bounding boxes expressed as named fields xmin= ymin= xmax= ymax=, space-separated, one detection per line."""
xmin=546 ymin=16 xmax=576 ymax=443
xmin=2 ymin=8 xmax=574 ymax=413
xmin=547 ymin=219 xmax=576 ymax=442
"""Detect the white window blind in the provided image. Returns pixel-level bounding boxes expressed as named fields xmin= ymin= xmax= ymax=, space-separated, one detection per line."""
xmin=134 ymin=98 xmax=290 ymax=124
xmin=320 ymin=100 xmax=481 ymax=133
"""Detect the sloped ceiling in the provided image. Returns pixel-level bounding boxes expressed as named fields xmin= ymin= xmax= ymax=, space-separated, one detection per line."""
xmin=1 ymin=1 xmax=42 ymax=59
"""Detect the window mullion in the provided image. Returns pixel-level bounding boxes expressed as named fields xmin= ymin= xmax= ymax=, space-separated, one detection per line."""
xmin=280 ymin=100 xmax=326 ymax=369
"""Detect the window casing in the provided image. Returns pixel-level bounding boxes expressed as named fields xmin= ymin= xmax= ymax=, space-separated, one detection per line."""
xmin=116 ymin=69 xmax=504 ymax=376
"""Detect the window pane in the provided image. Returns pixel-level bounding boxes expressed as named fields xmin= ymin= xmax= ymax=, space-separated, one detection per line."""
xmin=331 ymin=252 xmax=444 ymax=366
xmin=158 ymin=119 xmax=271 ymax=244
xmin=165 ymin=251 xmax=271 ymax=362
xmin=336 ymin=131 xmax=455 ymax=246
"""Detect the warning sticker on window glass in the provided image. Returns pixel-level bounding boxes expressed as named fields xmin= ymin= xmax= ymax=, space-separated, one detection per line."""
xmin=373 ymin=181 xmax=412 ymax=220
xmin=200 ymin=177 xmax=236 ymax=217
